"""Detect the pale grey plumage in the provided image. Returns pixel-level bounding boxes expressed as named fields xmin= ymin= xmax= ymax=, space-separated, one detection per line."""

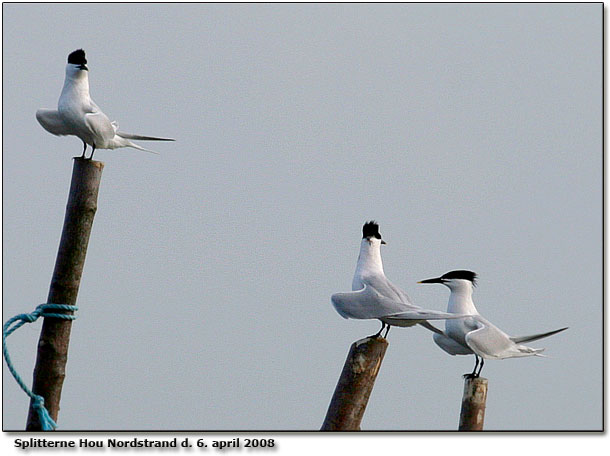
xmin=331 ymin=283 xmax=466 ymax=324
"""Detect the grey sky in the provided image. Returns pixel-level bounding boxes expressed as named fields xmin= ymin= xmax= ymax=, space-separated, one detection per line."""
xmin=2 ymin=3 xmax=602 ymax=432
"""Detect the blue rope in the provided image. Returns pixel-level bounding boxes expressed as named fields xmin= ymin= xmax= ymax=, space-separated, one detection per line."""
xmin=3 ymin=303 xmax=78 ymax=431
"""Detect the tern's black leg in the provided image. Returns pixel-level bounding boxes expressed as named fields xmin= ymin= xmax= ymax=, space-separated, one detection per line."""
xmin=477 ymin=358 xmax=485 ymax=377
xmin=370 ymin=321 xmax=386 ymax=338
xmin=89 ymin=145 xmax=96 ymax=160
xmin=463 ymin=355 xmax=480 ymax=379
xmin=81 ymin=142 xmax=87 ymax=159
xmin=383 ymin=324 xmax=391 ymax=338
xmin=472 ymin=355 xmax=480 ymax=378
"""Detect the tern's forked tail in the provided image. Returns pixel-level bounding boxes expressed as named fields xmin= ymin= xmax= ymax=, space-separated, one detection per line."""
xmin=510 ymin=327 xmax=568 ymax=344
xmin=116 ymin=131 xmax=175 ymax=142
xmin=124 ymin=141 xmax=160 ymax=154
xmin=112 ymin=132 xmax=175 ymax=154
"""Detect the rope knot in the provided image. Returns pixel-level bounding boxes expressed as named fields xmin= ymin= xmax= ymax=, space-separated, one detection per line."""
xmin=31 ymin=395 xmax=57 ymax=431
xmin=31 ymin=395 xmax=46 ymax=409
xmin=20 ymin=312 xmax=40 ymax=323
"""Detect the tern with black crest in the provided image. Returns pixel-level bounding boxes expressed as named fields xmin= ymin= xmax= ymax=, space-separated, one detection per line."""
xmin=36 ymin=49 xmax=174 ymax=159
xmin=418 ymin=270 xmax=568 ymax=378
xmin=331 ymin=222 xmax=469 ymax=338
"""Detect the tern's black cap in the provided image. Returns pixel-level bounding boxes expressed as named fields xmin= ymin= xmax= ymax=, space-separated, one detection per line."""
xmin=362 ymin=221 xmax=382 ymax=240
xmin=442 ymin=270 xmax=478 ymax=284
xmin=419 ymin=270 xmax=477 ymax=286
xmin=67 ymin=49 xmax=87 ymax=66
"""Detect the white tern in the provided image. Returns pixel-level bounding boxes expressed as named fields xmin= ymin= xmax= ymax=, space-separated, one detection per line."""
xmin=418 ymin=270 xmax=567 ymax=377
xmin=331 ymin=222 xmax=469 ymax=338
xmin=36 ymin=49 xmax=174 ymax=159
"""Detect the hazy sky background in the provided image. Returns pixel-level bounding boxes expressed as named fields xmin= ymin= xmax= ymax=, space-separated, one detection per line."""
xmin=2 ymin=2 xmax=602 ymax=435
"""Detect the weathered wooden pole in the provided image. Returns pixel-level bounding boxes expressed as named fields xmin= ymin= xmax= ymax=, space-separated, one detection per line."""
xmin=26 ymin=157 xmax=104 ymax=430
xmin=458 ymin=376 xmax=488 ymax=431
xmin=321 ymin=336 xmax=388 ymax=430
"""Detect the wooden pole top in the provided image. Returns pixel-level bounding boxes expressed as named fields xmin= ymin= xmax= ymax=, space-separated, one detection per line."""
xmin=321 ymin=336 xmax=389 ymax=431
xmin=459 ymin=376 xmax=488 ymax=431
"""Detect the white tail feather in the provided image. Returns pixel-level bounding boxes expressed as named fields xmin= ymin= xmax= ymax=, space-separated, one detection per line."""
xmin=117 ymin=131 xmax=175 ymax=141
xmin=126 ymin=141 xmax=160 ymax=154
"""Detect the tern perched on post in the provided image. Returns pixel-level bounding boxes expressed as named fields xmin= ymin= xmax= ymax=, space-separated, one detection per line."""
xmin=36 ymin=49 xmax=174 ymax=159
xmin=418 ymin=270 xmax=568 ymax=378
xmin=331 ymin=222 xmax=469 ymax=338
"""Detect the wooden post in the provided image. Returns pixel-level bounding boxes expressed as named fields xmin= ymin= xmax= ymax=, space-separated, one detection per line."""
xmin=458 ymin=376 xmax=488 ymax=431
xmin=321 ymin=336 xmax=388 ymax=431
xmin=26 ymin=158 xmax=104 ymax=430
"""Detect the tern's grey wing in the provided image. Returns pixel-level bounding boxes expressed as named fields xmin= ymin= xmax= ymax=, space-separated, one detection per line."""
xmin=331 ymin=284 xmax=468 ymax=322
xmin=331 ymin=284 xmax=414 ymax=320
xmin=36 ymin=109 xmax=71 ymax=136
xmin=510 ymin=327 xmax=568 ymax=344
xmin=81 ymin=98 xmax=116 ymax=142
xmin=383 ymin=308 xmax=469 ymax=322
xmin=362 ymin=274 xmax=414 ymax=304
xmin=464 ymin=316 xmax=543 ymax=359
xmin=432 ymin=332 xmax=474 ymax=355
xmin=463 ymin=317 xmax=511 ymax=358
xmin=84 ymin=111 xmax=116 ymax=143
xmin=362 ymin=276 xmax=468 ymax=322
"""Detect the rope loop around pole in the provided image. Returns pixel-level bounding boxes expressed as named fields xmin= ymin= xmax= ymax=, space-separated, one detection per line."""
xmin=3 ymin=303 xmax=78 ymax=431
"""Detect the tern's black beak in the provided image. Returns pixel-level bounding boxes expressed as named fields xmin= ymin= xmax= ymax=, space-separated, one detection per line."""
xmin=381 ymin=240 xmax=387 ymax=245
xmin=78 ymin=64 xmax=88 ymax=71
xmin=418 ymin=277 xmax=444 ymax=284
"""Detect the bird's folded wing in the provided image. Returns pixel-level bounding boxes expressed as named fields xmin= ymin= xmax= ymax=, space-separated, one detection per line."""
xmin=464 ymin=318 xmax=517 ymax=359
xmin=84 ymin=111 xmax=116 ymax=142
xmin=383 ymin=308 xmax=469 ymax=321
xmin=331 ymin=284 xmax=415 ymax=320
xmin=362 ymin=273 xmax=414 ymax=305
xmin=432 ymin=332 xmax=474 ymax=355
xmin=36 ymin=109 xmax=71 ymax=136
xmin=510 ymin=327 xmax=568 ymax=344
